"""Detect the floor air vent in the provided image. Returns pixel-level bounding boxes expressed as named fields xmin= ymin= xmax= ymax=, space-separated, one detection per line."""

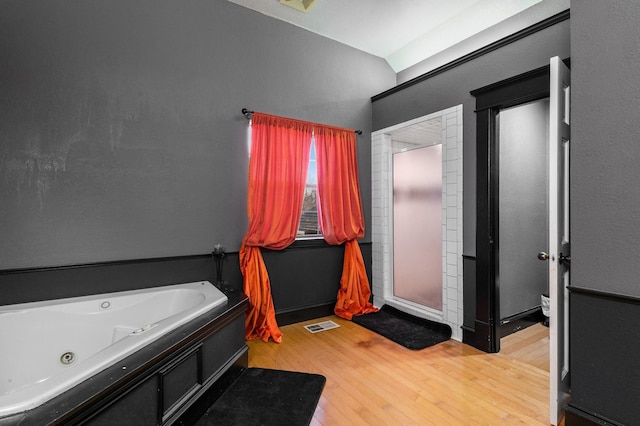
xmin=304 ymin=320 xmax=340 ymax=333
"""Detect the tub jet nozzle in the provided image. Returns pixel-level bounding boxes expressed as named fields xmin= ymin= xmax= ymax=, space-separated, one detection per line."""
xmin=60 ymin=352 xmax=76 ymax=365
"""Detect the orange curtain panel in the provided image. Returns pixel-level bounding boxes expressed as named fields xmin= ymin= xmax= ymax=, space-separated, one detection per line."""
xmin=240 ymin=112 xmax=313 ymax=343
xmin=315 ymin=126 xmax=378 ymax=320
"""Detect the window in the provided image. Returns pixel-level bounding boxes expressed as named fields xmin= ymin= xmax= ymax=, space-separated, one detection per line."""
xmin=298 ymin=139 xmax=321 ymax=237
xmin=247 ymin=121 xmax=321 ymax=239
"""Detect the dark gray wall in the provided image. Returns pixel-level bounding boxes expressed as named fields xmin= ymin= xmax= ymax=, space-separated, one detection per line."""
xmin=567 ymin=2 xmax=640 ymax=423
xmin=0 ymin=0 xmax=394 ymax=270
xmin=498 ymin=100 xmax=549 ymax=319
xmin=372 ymin=19 xmax=570 ymax=257
xmin=572 ymin=0 xmax=640 ymax=297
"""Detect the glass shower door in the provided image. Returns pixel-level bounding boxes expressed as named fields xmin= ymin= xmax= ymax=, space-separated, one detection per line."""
xmin=393 ymin=145 xmax=442 ymax=311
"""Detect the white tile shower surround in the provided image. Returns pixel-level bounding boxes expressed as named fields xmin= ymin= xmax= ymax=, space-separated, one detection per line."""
xmin=371 ymin=105 xmax=463 ymax=341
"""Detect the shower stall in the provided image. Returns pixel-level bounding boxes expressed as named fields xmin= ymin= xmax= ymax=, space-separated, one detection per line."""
xmin=371 ymin=105 xmax=463 ymax=341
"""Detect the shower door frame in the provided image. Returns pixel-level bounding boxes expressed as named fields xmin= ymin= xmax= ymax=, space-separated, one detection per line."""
xmin=371 ymin=105 xmax=464 ymax=341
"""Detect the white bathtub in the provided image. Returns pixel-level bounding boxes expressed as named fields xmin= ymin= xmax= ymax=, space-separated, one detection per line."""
xmin=0 ymin=281 xmax=228 ymax=418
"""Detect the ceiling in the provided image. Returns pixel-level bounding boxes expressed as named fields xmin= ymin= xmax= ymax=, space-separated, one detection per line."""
xmin=388 ymin=116 xmax=443 ymax=146
xmin=227 ymin=0 xmax=559 ymax=72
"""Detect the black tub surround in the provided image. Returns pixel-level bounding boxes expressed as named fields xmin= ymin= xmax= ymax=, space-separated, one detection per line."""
xmin=0 ymin=292 xmax=248 ymax=425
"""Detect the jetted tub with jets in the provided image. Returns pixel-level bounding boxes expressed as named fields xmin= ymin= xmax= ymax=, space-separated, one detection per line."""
xmin=0 ymin=281 xmax=230 ymax=420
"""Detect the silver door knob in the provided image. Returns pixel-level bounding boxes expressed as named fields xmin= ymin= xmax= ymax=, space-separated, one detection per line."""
xmin=537 ymin=252 xmax=549 ymax=261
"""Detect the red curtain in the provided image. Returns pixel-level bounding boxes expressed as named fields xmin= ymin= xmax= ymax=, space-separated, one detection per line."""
xmin=240 ymin=112 xmax=313 ymax=343
xmin=315 ymin=127 xmax=378 ymax=320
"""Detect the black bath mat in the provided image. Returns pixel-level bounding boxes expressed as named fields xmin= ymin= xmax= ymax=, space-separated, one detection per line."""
xmin=352 ymin=305 xmax=452 ymax=350
xmin=195 ymin=368 xmax=325 ymax=426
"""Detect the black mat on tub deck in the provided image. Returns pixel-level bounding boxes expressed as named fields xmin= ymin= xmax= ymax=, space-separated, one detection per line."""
xmin=195 ymin=368 xmax=325 ymax=426
xmin=352 ymin=305 xmax=452 ymax=350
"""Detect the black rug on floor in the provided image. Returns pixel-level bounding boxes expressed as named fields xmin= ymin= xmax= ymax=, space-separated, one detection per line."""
xmin=352 ymin=305 xmax=452 ymax=350
xmin=195 ymin=368 xmax=326 ymax=426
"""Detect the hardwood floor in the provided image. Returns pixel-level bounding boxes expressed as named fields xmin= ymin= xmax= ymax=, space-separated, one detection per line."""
xmin=500 ymin=323 xmax=550 ymax=372
xmin=248 ymin=316 xmax=554 ymax=425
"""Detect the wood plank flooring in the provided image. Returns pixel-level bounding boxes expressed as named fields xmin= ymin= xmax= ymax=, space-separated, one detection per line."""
xmin=500 ymin=323 xmax=550 ymax=372
xmin=248 ymin=316 xmax=554 ymax=425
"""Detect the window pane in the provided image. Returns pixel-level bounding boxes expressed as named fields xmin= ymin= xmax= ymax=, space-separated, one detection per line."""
xmin=298 ymin=140 xmax=321 ymax=236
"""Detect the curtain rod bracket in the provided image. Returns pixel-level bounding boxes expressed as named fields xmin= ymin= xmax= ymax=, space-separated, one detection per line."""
xmin=242 ymin=107 xmax=361 ymax=135
xmin=242 ymin=108 xmax=253 ymax=119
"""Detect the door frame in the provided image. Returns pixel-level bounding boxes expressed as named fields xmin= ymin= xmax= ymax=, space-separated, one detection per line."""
xmin=468 ymin=62 xmax=568 ymax=353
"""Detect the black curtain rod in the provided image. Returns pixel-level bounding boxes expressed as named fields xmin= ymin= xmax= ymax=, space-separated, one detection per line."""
xmin=241 ymin=108 xmax=362 ymax=135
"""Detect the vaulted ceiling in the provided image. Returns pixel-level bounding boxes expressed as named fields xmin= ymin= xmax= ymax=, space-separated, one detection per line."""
xmin=227 ymin=0 xmax=567 ymax=73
